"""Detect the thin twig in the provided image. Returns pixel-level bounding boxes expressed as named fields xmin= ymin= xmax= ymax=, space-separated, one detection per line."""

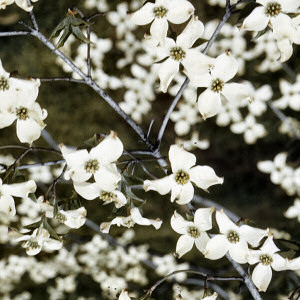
xmin=0 ymin=145 xmax=61 ymax=155
xmin=146 ymin=269 xmax=243 ymax=297
xmin=0 ymin=31 xmax=32 ymax=37
xmin=26 ymin=0 xmax=39 ymax=30
xmin=17 ymin=160 xmax=65 ymax=170
xmin=38 ymin=77 xmax=85 ymax=83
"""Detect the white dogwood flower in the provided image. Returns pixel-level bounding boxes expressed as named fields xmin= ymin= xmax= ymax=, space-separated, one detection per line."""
xmin=153 ymin=16 xmax=212 ymax=92
xmin=61 ymin=131 xmax=123 ymax=190
xmin=189 ymin=52 xmax=252 ymax=119
xmin=100 ymin=207 xmax=162 ymax=233
xmin=15 ymin=225 xmax=62 ymax=256
xmin=241 ymin=0 xmax=300 ymax=32
xmin=248 ymin=235 xmax=288 ymax=292
xmin=130 ymin=0 xmax=194 ymax=46
xmin=284 ymin=198 xmax=300 ymax=222
xmin=0 ymin=0 xmax=38 ymax=11
xmin=0 ymin=179 xmax=36 ymax=216
xmin=171 ymin=208 xmax=214 ymax=258
xmin=0 ymin=60 xmax=46 ymax=144
xmin=205 ymin=210 xmax=268 ymax=263
xmin=73 ymin=181 xmax=127 ymax=208
xmin=144 ymin=145 xmax=223 ymax=205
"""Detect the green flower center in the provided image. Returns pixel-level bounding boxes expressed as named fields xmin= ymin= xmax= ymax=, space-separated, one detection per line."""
xmin=0 ymin=77 xmax=9 ymax=91
xmin=227 ymin=230 xmax=240 ymax=243
xmin=188 ymin=226 xmax=200 ymax=238
xmin=27 ymin=240 xmax=39 ymax=249
xmin=170 ymin=47 xmax=186 ymax=61
xmin=153 ymin=6 xmax=168 ymax=18
xmin=55 ymin=213 xmax=67 ymax=223
xmin=85 ymin=159 xmax=99 ymax=173
xmin=265 ymin=2 xmax=281 ymax=17
xmin=259 ymin=254 xmax=273 ymax=265
xmin=16 ymin=107 xmax=29 ymax=120
xmin=211 ymin=78 xmax=224 ymax=93
xmin=123 ymin=218 xmax=135 ymax=228
xmin=175 ymin=170 xmax=190 ymax=185
xmin=100 ymin=191 xmax=115 ymax=203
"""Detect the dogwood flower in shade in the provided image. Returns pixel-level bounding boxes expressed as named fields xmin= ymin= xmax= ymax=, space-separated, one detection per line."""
xmin=144 ymin=145 xmax=223 ymax=205
xmin=153 ymin=16 xmax=212 ymax=92
xmin=100 ymin=207 xmax=162 ymax=233
xmin=189 ymin=52 xmax=252 ymax=119
xmin=204 ymin=210 xmax=268 ymax=263
xmin=171 ymin=208 xmax=214 ymax=258
xmin=73 ymin=181 xmax=127 ymax=208
xmin=0 ymin=179 xmax=36 ymax=216
xmin=248 ymin=235 xmax=288 ymax=292
xmin=61 ymin=131 xmax=123 ymax=190
xmin=15 ymin=225 xmax=63 ymax=256
xmin=130 ymin=0 xmax=194 ymax=46
xmin=284 ymin=198 xmax=300 ymax=222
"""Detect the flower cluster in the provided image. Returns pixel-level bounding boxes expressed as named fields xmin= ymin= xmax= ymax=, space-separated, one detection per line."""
xmin=241 ymin=0 xmax=300 ymax=62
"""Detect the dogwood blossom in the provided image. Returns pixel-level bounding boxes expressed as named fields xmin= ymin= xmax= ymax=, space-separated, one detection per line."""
xmin=0 ymin=0 xmax=38 ymax=11
xmin=205 ymin=210 xmax=268 ymax=263
xmin=0 ymin=60 xmax=47 ymax=144
xmin=73 ymin=181 xmax=127 ymax=208
xmin=171 ymin=208 xmax=214 ymax=258
xmin=61 ymin=131 xmax=123 ymax=190
xmin=153 ymin=16 xmax=212 ymax=92
xmin=188 ymin=52 xmax=252 ymax=119
xmin=0 ymin=179 xmax=36 ymax=216
xmin=15 ymin=225 xmax=63 ymax=256
xmin=144 ymin=145 xmax=223 ymax=205
xmin=100 ymin=207 xmax=162 ymax=233
xmin=130 ymin=0 xmax=194 ymax=46
xmin=248 ymin=235 xmax=288 ymax=292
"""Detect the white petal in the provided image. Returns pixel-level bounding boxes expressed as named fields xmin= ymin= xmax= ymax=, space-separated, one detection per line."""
xmin=175 ymin=234 xmax=194 ymax=258
xmin=261 ymin=236 xmax=280 ymax=255
xmin=257 ymin=161 xmax=274 ymax=173
xmin=239 ymin=225 xmax=268 ymax=247
xmin=272 ymin=253 xmax=288 ymax=271
xmin=157 ymin=57 xmax=179 ymax=93
xmin=222 ymin=83 xmax=252 ymax=104
xmin=194 ymin=207 xmax=214 ymax=231
xmin=197 ymin=89 xmax=222 ymax=119
xmin=73 ymin=182 xmax=100 ymax=200
xmin=94 ymin=164 xmax=121 ymax=191
xmin=143 ymin=175 xmax=173 ymax=195
xmin=112 ymin=191 xmax=127 ymax=208
xmin=169 ymin=144 xmax=196 ymax=173
xmin=204 ymin=235 xmax=228 ymax=260
xmin=171 ymin=210 xmax=191 ymax=234
xmin=211 ymin=52 xmax=238 ymax=82
xmin=0 ymin=195 xmax=16 ymax=216
xmin=90 ymin=131 xmax=123 ymax=164
xmin=215 ymin=210 xmax=238 ymax=234
xmin=251 ymin=264 xmax=272 ymax=292
xmin=175 ymin=182 xmax=194 ymax=205
xmin=276 ymin=38 xmax=293 ymax=62
xmin=130 ymin=2 xmax=155 ymax=25
xmin=130 ymin=207 xmax=162 ymax=229
xmin=189 ymin=165 xmax=223 ymax=190
xmin=166 ymin=0 xmax=194 ymax=24
xmin=242 ymin=7 xmax=269 ymax=31
xmin=176 ymin=15 xmax=204 ymax=49
xmin=2 ymin=180 xmax=36 ymax=199
xmin=150 ymin=17 xmax=169 ymax=46
xmin=43 ymin=238 xmax=63 ymax=251
xmin=228 ymin=240 xmax=249 ymax=264
xmin=195 ymin=231 xmax=210 ymax=254
xmin=16 ymin=118 xmax=45 ymax=144
xmin=61 ymin=207 xmax=87 ymax=229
